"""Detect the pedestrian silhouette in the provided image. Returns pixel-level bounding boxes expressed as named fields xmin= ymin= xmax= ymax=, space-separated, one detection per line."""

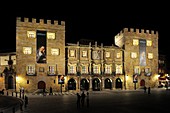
xmin=86 ymin=92 xmax=89 ymax=107
xmin=76 ymin=93 xmax=81 ymax=109
xmin=50 ymin=87 xmax=53 ymax=95
xmin=148 ymin=87 xmax=151 ymax=94
xmin=81 ymin=91 xmax=86 ymax=107
xmin=24 ymin=95 xmax=28 ymax=108
xmin=144 ymin=86 xmax=147 ymax=93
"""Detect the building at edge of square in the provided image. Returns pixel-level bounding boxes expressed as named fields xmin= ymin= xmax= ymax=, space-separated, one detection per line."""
xmin=0 ymin=17 xmax=161 ymax=93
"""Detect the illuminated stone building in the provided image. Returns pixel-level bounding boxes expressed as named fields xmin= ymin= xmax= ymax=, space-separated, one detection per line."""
xmin=114 ymin=28 xmax=159 ymax=89
xmin=0 ymin=17 xmax=160 ymax=93
xmin=1 ymin=17 xmax=65 ymax=93
xmin=66 ymin=42 xmax=122 ymax=91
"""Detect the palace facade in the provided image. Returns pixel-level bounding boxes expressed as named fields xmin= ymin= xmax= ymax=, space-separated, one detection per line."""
xmin=0 ymin=17 xmax=162 ymax=93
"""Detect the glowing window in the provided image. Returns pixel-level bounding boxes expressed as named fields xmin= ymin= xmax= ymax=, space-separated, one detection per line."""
xmin=116 ymin=64 xmax=122 ymax=74
xmin=93 ymin=64 xmax=100 ymax=74
xmin=105 ymin=64 xmax=112 ymax=74
xmin=134 ymin=66 xmax=140 ymax=74
xmin=48 ymin=65 xmax=56 ymax=75
xmin=47 ymin=32 xmax=55 ymax=39
xmin=51 ymin=48 xmax=59 ymax=55
xmin=68 ymin=64 xmax=76 ymax=74
xmin=70 ymin=50 xmax=75 ymax=57
xmin=147 ymin=40 xmax=152 ymax=46
xmin=131 ymin=52 xmax=137 ymax=58
xmin=82 ymin=50 xmax=87 ymax=57
xmin=81 ymin=65 xmax=88 ymax=74
xmin=26 ymin=65 xmax=35 ymax=75
xmin=133 ymin=39 xmax=139 ymax=46
xmin=116 ymin=52 xmax=121 ymax=58
xmin=148 ymin=53 xmax=153 ymax=59
xmin=23 ymin=47 xmax=32 ymax=54
xmin=105 ymin=52 xmax=110 ymax=58
xmin=27 ymin=31 xmax=36 ymax=38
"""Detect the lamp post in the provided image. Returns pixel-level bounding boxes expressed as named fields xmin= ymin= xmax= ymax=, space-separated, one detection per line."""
xmin=123 ymin=73 xmax=126 ymax=90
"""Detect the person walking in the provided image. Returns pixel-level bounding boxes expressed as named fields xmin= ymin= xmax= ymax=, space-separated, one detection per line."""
xmin=81 ymin=91 xmax=86 ymax=107
xmin=86 ymin=92 xmax=89 ymax=107
xmin=76 ymin=93 xmax=81 ymax=109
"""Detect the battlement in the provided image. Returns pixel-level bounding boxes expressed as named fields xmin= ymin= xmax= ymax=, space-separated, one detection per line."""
xmin=116 ymin=28 xmax=158 ymax=37
xmin=16 ymin=17 xmax=65 ymax=26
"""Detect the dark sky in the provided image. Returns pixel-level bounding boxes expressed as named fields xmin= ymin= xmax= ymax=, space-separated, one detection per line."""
xmin=0 ymin=3 xmax=169 ymax=64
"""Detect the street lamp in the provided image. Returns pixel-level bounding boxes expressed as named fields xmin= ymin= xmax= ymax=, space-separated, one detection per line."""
xmin=124 ymin=73 xmax=126 ymax=90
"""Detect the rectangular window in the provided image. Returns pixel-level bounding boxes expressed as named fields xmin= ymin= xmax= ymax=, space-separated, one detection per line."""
xmin=93 ymin=65 xmax=100 ymax=74
xmin=148 ymin=53 xmax=153 ymax=59
xmin=133 ymin=39 xmax=139 ymax=46
xmin=116 ymin=52 xmax=121 ymax=58
xmin=116 ymin=64 xmax=122 ymax=74
xmin=146 ymin=40 xmax=152 ymax=46
xmin=51 ymin=48 xmax=59 ymax=55
xmin=70 ymin=50 xmax=75 ymax=57
xmin=82 ymin=50 xmax=87 ymax=57
xmin=48 ymin=65 xmax=56 ymax=76
xmin=105 ymin=52 xmax=110 ymax=58
xmin=23 ymin=47 xmax=32 ymax=54
xmin=47 ymin=32 xmax=55 ymax=39
xmin=70 ymin=66 xmax=74 ymax=73
xmin=105 ymin=65 xmax=112 ymax=74
xmin=134 ymin=66 xmax=140 ymax=75
xmin=81 ymin=66 xmax=86 ymax=74
xmin=131 ymin=52 xmax=137 ymax=58
xmin=26 ymin=65 xmax=36 ymax=75
xmin=69 ymin=65 xmax=76 ymax=74
xmin=27 ymin=31 xmax=36 ymax=38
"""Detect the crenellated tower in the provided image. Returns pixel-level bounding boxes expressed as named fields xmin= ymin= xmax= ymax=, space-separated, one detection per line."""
xmin=16 ymin=17 xmax=65 ymax=92
xmin=115 ymin=28 xmax=159 ymax=89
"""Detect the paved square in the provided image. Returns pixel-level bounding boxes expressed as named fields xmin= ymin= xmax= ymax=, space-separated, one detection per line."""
xmin=15 ymin=89 xmax=170 ymax=113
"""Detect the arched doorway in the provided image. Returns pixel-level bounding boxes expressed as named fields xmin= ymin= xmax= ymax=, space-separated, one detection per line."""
xmin=38 ymin=81 xmax=46 ymax=89
xmin=92 ymin=78 xmax=100 ymax=91
xmin=140 ymin=79 xmax=145 ymax=87
xmin=115 ymin=78 xmax=122 ymax=89
xmin=68 ymin=78 xmax=76 ymax=90
xmin=8 ymin=76 xmax=14 ymax=89
xmin=105 ymin=78 xmax=112 ymax=89
xmin=80 ymin=78 xmax=89 ymax=91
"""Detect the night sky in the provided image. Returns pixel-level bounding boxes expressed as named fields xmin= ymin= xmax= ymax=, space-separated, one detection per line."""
xmin=1 ymin=3 xmax=169 ymax=67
